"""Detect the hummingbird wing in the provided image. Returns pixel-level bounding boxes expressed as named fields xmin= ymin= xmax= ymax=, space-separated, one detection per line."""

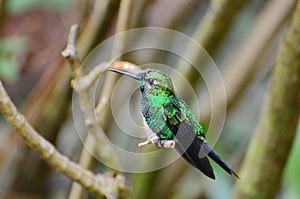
xmin=163 ymin=98 xmax=239 ymax=179
xmin=162 ymin=98 xmax=215 ymax=179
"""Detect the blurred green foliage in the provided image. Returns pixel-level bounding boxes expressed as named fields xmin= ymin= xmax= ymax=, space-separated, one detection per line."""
xmin=284 ymin=124 xmax=300 ymax=197
xmin=0 ymin=37 xmax=26 ymax=81
xmin=7 ymin=0 xmax=77 ymax=13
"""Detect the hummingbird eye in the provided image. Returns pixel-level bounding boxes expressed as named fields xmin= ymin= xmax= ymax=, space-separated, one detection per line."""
xmin=148 ymin=78 xmax=155 ymax=85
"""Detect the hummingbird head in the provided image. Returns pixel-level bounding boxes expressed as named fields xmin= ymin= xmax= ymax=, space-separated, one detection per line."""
xmin=108 ymin=68 xmax=175 ymax=97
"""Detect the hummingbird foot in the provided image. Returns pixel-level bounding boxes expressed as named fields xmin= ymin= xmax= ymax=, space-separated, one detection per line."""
xmin=140 ymin=114 xmax=175 ymax=148
xmin=138 ymin=134 xmax=175 ymax=148
xmin=156 ymin=139 xmax=175 ymax=148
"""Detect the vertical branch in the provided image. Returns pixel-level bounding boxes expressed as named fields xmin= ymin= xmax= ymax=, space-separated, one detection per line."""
xmin=175 ymin=0 xmax=249 ymax=94
xmin=191 ymin=0 xmax=249 ymax=54
xmin=62 ymin=24 xmax=80 ymax=73
xmin=65 ymin=1 xmax=120 ymax=198
xmin=232 ymin=1 xmax=300 ymax=198
xmin=92 ymin=0 xmax=134 ymax=171
xmin=63 ymin=26 xmax=141 ymax=199
xmin=64 ymin=2 xmax=114 ymax=199
xmin=67 ymin=2 xmax=135 ymax=197
xmin=95 ymin=0 xmax=134 ymax=128
xmin=68 ymin=61 xmax=140 ymax=199
xmin=111 ymin=0 xmax=133 ymax=58
xmin=76 ymin=0 xmax=113 ymax=60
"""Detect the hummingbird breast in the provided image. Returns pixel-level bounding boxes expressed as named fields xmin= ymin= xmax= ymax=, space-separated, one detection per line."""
xmin=140 ymin=94 xmax=171 ymax=137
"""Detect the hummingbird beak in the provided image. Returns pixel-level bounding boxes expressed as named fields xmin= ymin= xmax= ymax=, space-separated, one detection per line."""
xmin=108 ymin=68 xmax=140 ymax=80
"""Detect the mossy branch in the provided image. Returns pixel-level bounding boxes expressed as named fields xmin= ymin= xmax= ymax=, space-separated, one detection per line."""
xmin=192 ymin=0 xmax=248 ymax=54
xmin=232 ymin=1 xmax=300 ymax=199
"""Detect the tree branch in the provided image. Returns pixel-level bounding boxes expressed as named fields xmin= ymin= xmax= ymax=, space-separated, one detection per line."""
xmin=0 ymin=81 xmax=125 ymax=198
xmin=232 ymin=1 xmax=300 ymax=198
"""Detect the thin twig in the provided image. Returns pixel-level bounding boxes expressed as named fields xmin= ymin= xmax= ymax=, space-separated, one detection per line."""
xmin=61 ymin=24 xmax=122 ymax=169
xmin=62 ymin=18 xmax=137 ymax=199
xmin=62 ymin=2 xmax=116 ymax=197
xmin=75 ymin=0 xmax=135 ymax=174
xmin=69 ymin=61 xmax=140 ymax=198
xmin=62 ymin=24 xmax=80 ymax=73
xmin=62 ymin=23 xmax=122 ymax=198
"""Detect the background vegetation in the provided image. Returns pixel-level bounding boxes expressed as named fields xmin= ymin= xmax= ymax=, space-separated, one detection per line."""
xmin=0 ymin=0 xmax=299 ymax=199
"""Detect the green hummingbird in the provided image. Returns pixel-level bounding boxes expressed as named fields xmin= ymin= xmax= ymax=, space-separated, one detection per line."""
xmin=108 ymin=68 xmax=238 ymax=179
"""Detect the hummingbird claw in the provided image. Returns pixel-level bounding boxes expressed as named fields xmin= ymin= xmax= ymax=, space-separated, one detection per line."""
xmin=150 ymin=134 xmax=176 ymax=148
xmin=138 ymin=140 xmax=152 ymax=147
xmin=138 ymin=136 xmax=176 ymax=148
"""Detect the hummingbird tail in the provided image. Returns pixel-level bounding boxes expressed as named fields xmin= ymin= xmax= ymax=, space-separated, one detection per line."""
xmin=206 ymin=144 xmax=239 ymax=178
xmin=175 ymin=136 xmax=216 ymax=179
xmin=171 ymin=118 xmax=238 ymax=179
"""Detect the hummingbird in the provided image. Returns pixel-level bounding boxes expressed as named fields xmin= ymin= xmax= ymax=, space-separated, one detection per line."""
xmin=108 ymin=68 xmax=238 ymax=179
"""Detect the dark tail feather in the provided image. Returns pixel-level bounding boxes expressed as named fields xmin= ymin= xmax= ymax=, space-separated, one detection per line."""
xmin=175 ymin=137 xmax=215 ymax=179
xmin=173 ymin=120 xmax=238 ymax=179
xmin=205 ymin=143 xmax=239 ymax=178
